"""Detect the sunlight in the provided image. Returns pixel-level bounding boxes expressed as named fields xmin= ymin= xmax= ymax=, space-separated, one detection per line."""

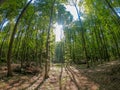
xmin=65 ymin=5 xmax=78 ymax=20
xmin=54 ymin=5 xmax=79 ymax=42
xmin=54 ymin=23 xmax=64 ymax=42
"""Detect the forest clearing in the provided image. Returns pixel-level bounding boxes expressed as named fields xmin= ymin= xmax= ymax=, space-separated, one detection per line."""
xmin=0 ymin=0 xmax=120 ymax=90
xmin=0 ymin=60 xmax=120 ymax=90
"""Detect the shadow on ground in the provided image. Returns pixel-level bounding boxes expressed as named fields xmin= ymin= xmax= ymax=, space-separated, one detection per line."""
xmin=77 ymin=60 xmax=120 ymax=90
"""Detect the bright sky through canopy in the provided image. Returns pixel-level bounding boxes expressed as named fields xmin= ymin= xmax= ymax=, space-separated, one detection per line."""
xmin=31 ymin=0 xmax=78 ymax=42
xmin=65 ymin=5 xmax=78 ymax=20
xmin=54 ymin=5 xmax=77 ymax=42
xmin=54 ymin=23 xmax=64 ymax=42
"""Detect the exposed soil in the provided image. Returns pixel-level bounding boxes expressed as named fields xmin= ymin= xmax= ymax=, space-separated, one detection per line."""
xmin=0 ymin=60 xmax=120 ymax=90
xmin=79 ymin=60 xmax=120 ymax=90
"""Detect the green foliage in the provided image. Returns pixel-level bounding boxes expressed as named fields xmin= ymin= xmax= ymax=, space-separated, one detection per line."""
xmin=0 ymin=0 xmax=120 ymax=73
xmin=63 ymin=0 xmax=120 ymax=66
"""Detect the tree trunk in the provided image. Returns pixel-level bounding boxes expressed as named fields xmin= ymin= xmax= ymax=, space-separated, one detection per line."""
xmin=44 ymin=0 xmax=56 ymax=79
xmin=104 ymin=0 xmax=120 ymax=21
xmin=73 ymin=0 xmax=89 ymax=68
xmin=0 ymin=25 xmax=10 ymax=61
xmin=6 ymin=0 xmax=32 ymax=76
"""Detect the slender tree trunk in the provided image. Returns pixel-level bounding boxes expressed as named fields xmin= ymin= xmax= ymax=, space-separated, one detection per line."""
xmin=104 ymin=0 xmax=120 ymax=20
xmin=0 ymin=18 xmax=7 ymax=32
xmin=108 ymin=25 xmax=120 ymax=58
xmin=44 ymin=0 xmax=55 ymax=79
xmin=100 ymin=26 xmax=109 ymax=61
xmin=73 ymin=0 xmax=89 ymax=68
xmin=0 ymin=25 xmax=10 ymax=60
xmin=6 ymin=0 xmax=32 ymax=76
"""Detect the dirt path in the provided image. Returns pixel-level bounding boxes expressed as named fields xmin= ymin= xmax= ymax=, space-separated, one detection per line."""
xmin=28 ymin=64 xmax=99 ymax=90
xmin=25 ymin=60 xmax=120 ymax=90
xmin=66 ymin=66 xmax=99 ymax=90
xmin=1 ymin=61 xmax=119 ymax=90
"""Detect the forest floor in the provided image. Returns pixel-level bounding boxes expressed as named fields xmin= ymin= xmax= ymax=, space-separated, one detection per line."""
xmin=0 ymin=60 xmax=120 ymax=90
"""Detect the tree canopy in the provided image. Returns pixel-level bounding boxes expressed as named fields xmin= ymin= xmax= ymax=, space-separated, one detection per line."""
xmin=0 ymin=0 xmax=120 ymax=78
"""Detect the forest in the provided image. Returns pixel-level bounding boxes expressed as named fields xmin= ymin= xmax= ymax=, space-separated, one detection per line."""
xmin=0 ymin=0 xmax=120 ymax=90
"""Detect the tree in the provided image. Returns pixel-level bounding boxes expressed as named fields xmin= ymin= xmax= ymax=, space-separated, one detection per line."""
xmin=6 ymin=0 xmax=32 ymax=76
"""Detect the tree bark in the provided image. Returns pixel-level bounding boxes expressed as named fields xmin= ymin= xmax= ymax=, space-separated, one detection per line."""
xmin=72 ymin=0 xmax=89 ymax=68
xmin=44 ymin=0 xmax=56 ymax=79
xmin=7 ymin=0 xmax=32 ymax=76
xmin=104 ymin=0 xmax=120 ymax=20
